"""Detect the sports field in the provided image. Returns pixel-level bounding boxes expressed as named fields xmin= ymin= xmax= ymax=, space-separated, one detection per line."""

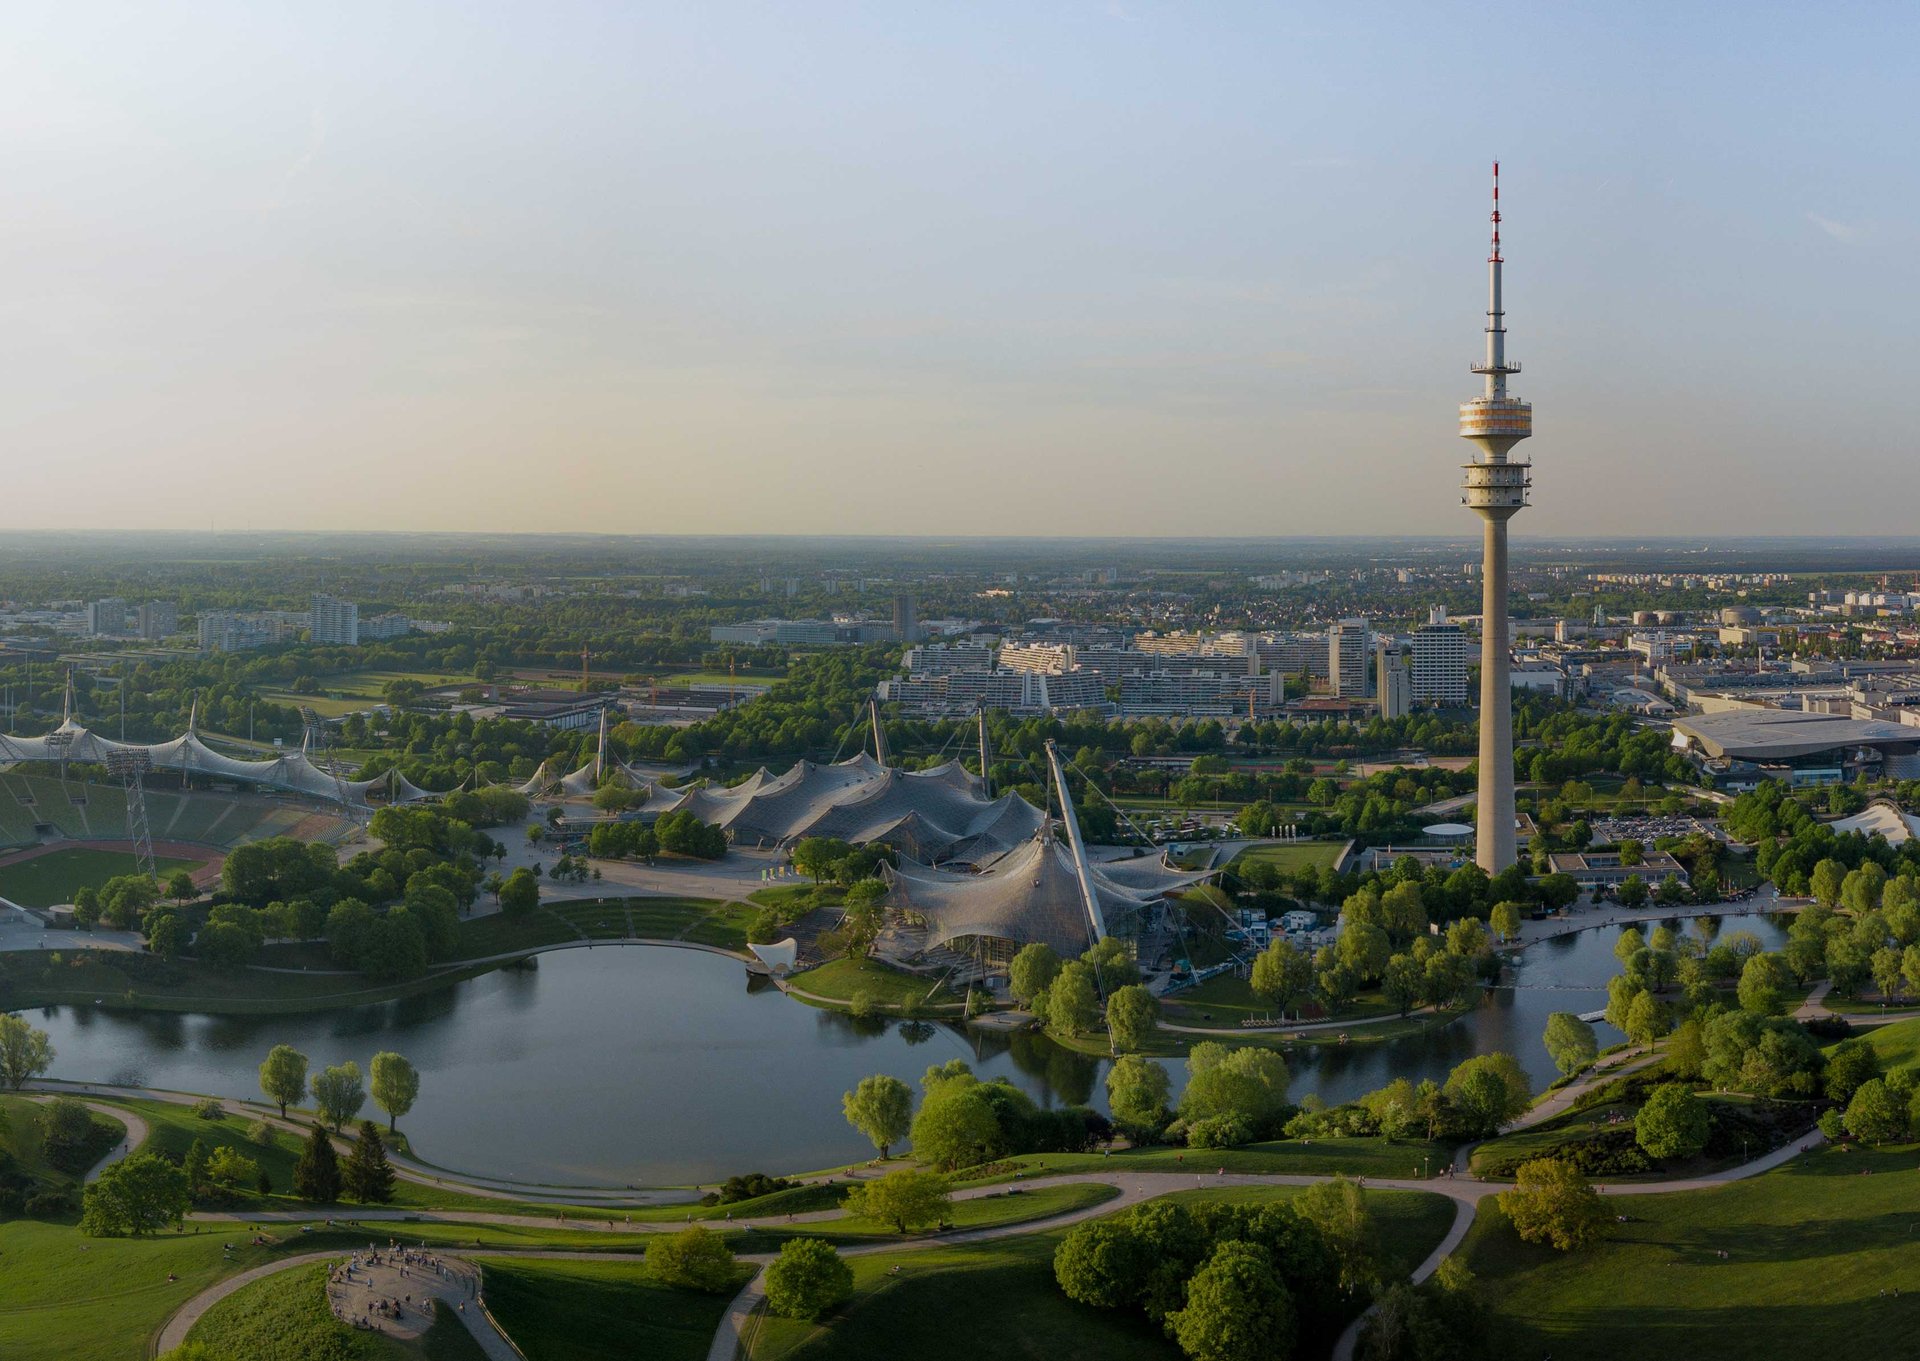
xmin=0 ymin=847 xmax=201 ymax=908
xmin=1229 ymin=840 xmax=1344 ymax=874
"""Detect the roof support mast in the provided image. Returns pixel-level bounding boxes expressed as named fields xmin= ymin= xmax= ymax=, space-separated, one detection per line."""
xmin=1044 ymin=739 xmax=1107 ymax=943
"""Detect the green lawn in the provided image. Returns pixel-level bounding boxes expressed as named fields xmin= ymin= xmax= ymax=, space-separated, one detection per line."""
xmin=974 ymin=1136 xmax=1453 ymax=1182
xmin=745 ymin=1231 xmax=1173 ymax=1361
xmin=0 ymin=950 xmax=500 ymax=1015
xmin=0 ymin=1093 xmax=126 ymax=1191
xmin=731 ymin=1182 xmax=1120 ymax=1252
xmin=785 ymin=957 xmax=959 ymax=1012
xmin=1462 ymin=1141 xmax=1920 ymax=1360
xmin=481 ymin=1256 xmax=747 ymax=1361
xmin=747 ymin=1185 xmax=1455 ymax=1361
xmin=1855 ymin=1014 xmax=1920 ymax=1067
xmin=0 ymin=1218 xmax=275 ymax=1361
xmin=1 ymin=847 xmax=200 ymax=908
xmin=185 ymin=1261 xmax=409 ymax=1360
xmin=1227 ymin=841 xmax=1344 ymax=874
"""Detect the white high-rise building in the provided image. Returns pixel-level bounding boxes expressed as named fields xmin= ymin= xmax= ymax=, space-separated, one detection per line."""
xmin=1377 ymin=642 xmax=1413 ymax=720
xmin=1411 ymin=606 xmax=1471 ymax=706
xmin=1328 ymin=618 xmax=1372 ymax=697
xmin=310 ymin=595 xmax=360 ymax=645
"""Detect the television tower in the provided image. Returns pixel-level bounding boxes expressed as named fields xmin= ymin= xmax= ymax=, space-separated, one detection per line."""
xmin=1460 ymin=162 xmax=1532 ymax=873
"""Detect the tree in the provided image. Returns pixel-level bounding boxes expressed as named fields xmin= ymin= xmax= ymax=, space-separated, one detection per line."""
xmin=844 ymin=1167 xmax=950 ymax=1233
xmin=1873 ymin=946 xmax=1906 ymax=1002
xmin=1624 ymin=992 xmax=1670 ymax=1051
xmin=1811 ymin=857 xmax=1847 ymax=908
xmin=1180 ymin=1043 xmax=1292 ymax=1130
xmin=1008 ymin=943 xmax=1061 ymax=1007
xmin=343 ymin=1121 xmax=397 ymax=1203
xmin=370 ymin=1052 xmax=419 ymax=1133
xmin=842 ymin=1074 xmax=913 ymax=1158
xmin=206 ymin=1146 xmax=259 ymax=1189
xmin=1166 ymin=1240 xmax=1296 ymax=1361
xmin=1617 ymin=874 xmax=1649 ymax=909
xmin=498 ymin=866 xmax=540 ymax=916
xmin=293 ymin=1123 xmax=341 ymax=1202
xmin=1498 ymin=1157 xmax=1609 ymax=1251
xmin=1635 ymin=1084 xmax=1709 ymax=1160
xmin=1054 ymin=1217 xmax=1150 ymax=1310
xmin=1106 ymin=1055 xmax=1172 ymax=1135
xmin=1338 ymin=921 xmax=1392 ymax=982
xmin=1105 ymin=985 xmax=1159 ymax=1052
xmin=1297 ymin=1174 xmax=1377 ymax=1295
xmin=764 ymin=1237 xmax=853 ymax=1320
xmin=1613 ymin=927 xmax=1646 ymax=969
xmin=1047 ymin=961 xmax=1100 ymax=1037
xmin=1825 ymin=1039 xmax=1881 ymax=1105
xmin=1737 ymin=952 xmax=1792 ymax=1016
xmin=1250 ymin=939 xmax=1314 ymax=1019
xmin=1442 ymin=1053 xmax=1530 ymax=1138
xmin=1489 ymin=901 xmax=1523 ymax=944
xmin=1380 ymin=954 xmax=1423 ymax=1018
xmin=909 ymin=1080 xmax=1001 ymax=1171
xmin=311 ymin=1061 xmax=366 ymax=1132
xmin=258 ymin=1045 xmax=308 ymax=1119
xmin=649 ymin=1225 xmax=739 ymax=1291
xmin=0 ymin=1014 xmax=54 ymax=1091
xmin=183 ymin=1140 xmax=209 ymax=1198
xmin=80 ymin=1153 xmax=190 ymax=1237
xmin=1844 ymin=1078 xmax=1908 ymax=1145
xmin=1542 ymin=1013 xmax=1598 ymax=1079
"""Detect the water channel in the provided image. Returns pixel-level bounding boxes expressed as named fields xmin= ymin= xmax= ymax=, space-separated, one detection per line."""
xmin=24 ymin=913 xmax=1791 ymax=1186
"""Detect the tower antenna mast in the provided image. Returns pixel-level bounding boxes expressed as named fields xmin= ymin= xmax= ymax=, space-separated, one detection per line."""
xmin=1459 ymin=160 xmax=1533 ymax=873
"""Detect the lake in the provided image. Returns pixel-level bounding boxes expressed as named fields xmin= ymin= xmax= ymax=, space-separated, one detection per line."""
xmin=22 ymin=912 xmax=1790 ymax=1185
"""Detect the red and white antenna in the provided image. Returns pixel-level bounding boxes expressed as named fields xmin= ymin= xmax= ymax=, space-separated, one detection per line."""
xmin=1489 ymin=160 xmax=1502 ymax=263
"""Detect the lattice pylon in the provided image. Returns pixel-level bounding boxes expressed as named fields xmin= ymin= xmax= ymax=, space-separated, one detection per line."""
xmin=106 ymin=749 xmax=156 ymax=882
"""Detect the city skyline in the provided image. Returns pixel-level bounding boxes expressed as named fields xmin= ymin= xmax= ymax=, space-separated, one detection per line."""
xmin=1 ymin=3 xmax=1915 ymax=536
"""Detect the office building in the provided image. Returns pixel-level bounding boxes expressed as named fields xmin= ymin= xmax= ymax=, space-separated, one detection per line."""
xmin=892 ymin=593 xmax=919 ymax=644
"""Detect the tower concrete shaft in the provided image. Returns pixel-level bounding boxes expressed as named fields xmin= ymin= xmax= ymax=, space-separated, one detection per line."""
xmin=1459 ymin=162 xmax=1532 ymax=873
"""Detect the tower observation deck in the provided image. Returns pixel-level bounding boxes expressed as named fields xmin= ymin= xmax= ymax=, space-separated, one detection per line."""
xmin=1460 ymin=161 xmax=1533 ymax=873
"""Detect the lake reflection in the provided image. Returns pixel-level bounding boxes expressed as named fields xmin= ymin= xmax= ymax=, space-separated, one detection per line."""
xmin=24 ymin=913 xmax=1790 ymax=1185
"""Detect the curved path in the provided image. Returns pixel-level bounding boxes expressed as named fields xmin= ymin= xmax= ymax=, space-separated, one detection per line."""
xmin=24 ymin=1094 xmax=152 ymax=1183
xmin=25 ymin=1079 xmax=701 ymax=1208
xmin=152 ymin=1128 xmax=1831 ymax=1361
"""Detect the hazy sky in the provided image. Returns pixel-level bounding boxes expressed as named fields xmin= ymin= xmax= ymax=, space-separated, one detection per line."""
xmin=1 ymin=2 xmax=1914 ymax=537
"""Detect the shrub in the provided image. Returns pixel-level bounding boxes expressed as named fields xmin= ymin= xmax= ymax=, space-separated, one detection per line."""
xmin=245 ymin=1120 xmax=276 ymax=1147
xmin=764 ymin=1238 xmax=854 ymax=1321
xmin=699 ymin=1173 xmax=798 ymax=1207
xmin=24 ymin=1189 xmax=73 ymax=1219
xmin=648 ymin=1225 xmax=739 ymax=1292
xmin=1186 ymin=1113 xmax=1254 ymax=1149
xmin=191 ymin=1099 xmax=225 ymax=1121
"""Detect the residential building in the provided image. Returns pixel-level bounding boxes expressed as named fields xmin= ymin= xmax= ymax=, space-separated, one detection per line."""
xmin=310 ymin=595 xmax=360 ymax=645
xmin=136 ymin=601 xmax=178 ymax=640
xmin=1377 ymin=641 xmax=1413 ymax=720
xmin=85 ymin=598 xmax=127 ymax=636
xmin=1411 ymin=607 xmax=1470 ymax=706
xmin=1328 ymin=618 xmax=1371 ymax=698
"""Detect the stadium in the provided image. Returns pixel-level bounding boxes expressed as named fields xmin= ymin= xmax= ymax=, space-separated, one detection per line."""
xmin=0 ymin=689 xmax=366 ymax=909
